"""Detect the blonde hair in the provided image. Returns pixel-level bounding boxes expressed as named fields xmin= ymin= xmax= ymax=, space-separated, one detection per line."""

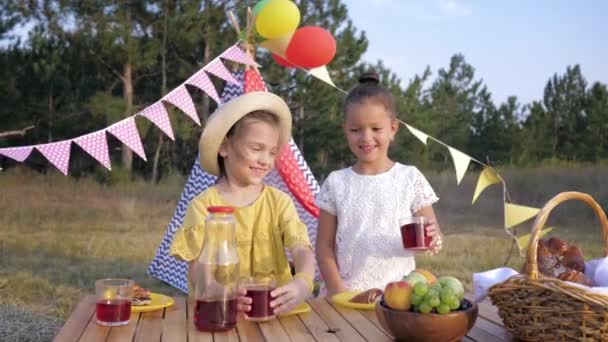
xmin=217 ymin=110 xmax=281 ymax=177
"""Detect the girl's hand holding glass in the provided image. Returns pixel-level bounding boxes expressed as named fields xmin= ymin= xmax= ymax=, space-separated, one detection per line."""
xmin=236 ymin=286 xmax=252 ymax=313
xmin=269 ymin=274 xmax=312 ymax=314
xmin=424 ymin=217 xmax=443 ymax=255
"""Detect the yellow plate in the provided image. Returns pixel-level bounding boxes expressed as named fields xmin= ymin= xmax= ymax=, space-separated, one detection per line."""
xmin=131 ymin=293 xmax=175 ymax=313
xmin=279 ymin=302 xmax=312 ymax=316
xmin=330 ymin=291 xmax=377 ymax=310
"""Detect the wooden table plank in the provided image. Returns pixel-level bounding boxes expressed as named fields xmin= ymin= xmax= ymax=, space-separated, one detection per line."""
xmin=78 ymin=310 xmax=111 ymax=342
xmin=472 ymin=317 xmax=511 ymax=341
xmin=187 ymin=299 xmax=213 ymax=342
xmin=278 ymin=314 xmax=316 ymax=342
xmin=466 ymin=322 xmax=505 ymax=342
xmin=357 ymin=309 xmax=392 ymax=338
xmin=162 ymin=297 xmax=187 ymax=342
xmin=294 ymin=306 xmax=340 ymax=342
xmin=53 ymin=295 xmax=96 ymax=342
xmin=258 ymin=317 xmax=291 ymax=341
xmin=235 ymin=313 xmax=265 ymax=342
xmin=214 ymin=324 xmax=240 ymax=342
xmin=106 ymin=312 xmax=140 ymax=342
xmin=134 ymin=308 xmax=164 ymax=342
xmin=328 ymin=301 xmax=392 ymax=342
xmin=308 ymin=299 xmax=366 ymax=342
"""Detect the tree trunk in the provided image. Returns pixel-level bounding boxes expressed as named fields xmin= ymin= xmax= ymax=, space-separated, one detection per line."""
xmin=48 ymin=94 xmax=53 ymax=142
xmin=122 ymin=62 xmax=134 ymax=171
xmin=297 ymin=105 xmax=304 ymax=153
xmin=152 ymin=0 xmax=169 ymax=184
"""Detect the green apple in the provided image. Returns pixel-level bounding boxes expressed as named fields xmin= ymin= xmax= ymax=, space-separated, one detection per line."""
xmin=403 ymin=272 xmax=427 ymax=287
xmin=437 ymin=276 xmax=465 ymax=300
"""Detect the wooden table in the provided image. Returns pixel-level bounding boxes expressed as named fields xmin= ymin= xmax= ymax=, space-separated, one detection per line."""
xmin=54 ymin=295 xmax=511 ymax=341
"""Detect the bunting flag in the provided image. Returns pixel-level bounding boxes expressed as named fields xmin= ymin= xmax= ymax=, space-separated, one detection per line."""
xmin=187 ymin=69 xmax=221 ymax=104
xmin=220 ymin=45 xmax=259 ymax=67
xmin=517 ymin=227 xmax=553 ymax=252
xmin=0 ymin=146 xmax=33 ymax=162
xmin=141 ymin=102 xmax=175 ymax=141
xmin=405 ymin=124 xmax=429 ymax=145
xmin=448 ymin=146 xmax=472 ymax=185
xmin=36 ymin=140 xmax=72 ymax=175
xmin=504 ymin=203 xmax=541 ymax=229
xmin=260 ymin=33 xmax=294 ymax=57
xmin=204 ymin=59 xmax=240 ymax=85
xmin=308 ymin=66 xmax=336 ymax=88
xmin=74 ymin=131 xmax=111 ymax=170
xmin=107 ymin=117 xmax=147 ymax=161
xmin=162 ymin=86 xmax=200 ymax=125
xmin=244 ymin=69 xmax=267 ymax=92
xmin=472 ymin=167 xmax=502 ymax=204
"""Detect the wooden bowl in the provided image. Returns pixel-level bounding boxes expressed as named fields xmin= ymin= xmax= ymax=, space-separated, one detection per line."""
xmin=375 ymin=299 xmax=478 ymax=342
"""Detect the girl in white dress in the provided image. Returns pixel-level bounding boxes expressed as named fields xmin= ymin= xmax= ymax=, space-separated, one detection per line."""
xmin=315 ymin=72 xmax=444 ymax=298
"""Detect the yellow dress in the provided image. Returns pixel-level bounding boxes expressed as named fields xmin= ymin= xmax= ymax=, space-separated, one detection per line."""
xmin=170 ymin=185 xmax=311 ymax=291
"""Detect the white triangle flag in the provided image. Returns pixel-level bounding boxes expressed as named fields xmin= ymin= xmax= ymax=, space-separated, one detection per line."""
xmin=448 ymin=146 xmax=471 ymax=185
xmin=308 ymin=66 xmax=336 ymax=88
xmin=405 ymin=124 xmax=429 ymax=145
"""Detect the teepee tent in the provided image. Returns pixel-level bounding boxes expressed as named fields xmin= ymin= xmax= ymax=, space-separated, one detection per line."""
xmin=147 ymin=68 xmax=321 ymax=293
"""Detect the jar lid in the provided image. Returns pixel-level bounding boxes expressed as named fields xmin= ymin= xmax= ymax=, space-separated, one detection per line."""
xmin=208 ymin=206 xmax=235 ymax=214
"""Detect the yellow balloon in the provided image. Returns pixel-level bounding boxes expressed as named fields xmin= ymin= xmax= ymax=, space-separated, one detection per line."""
xmin=256 ymin=0 xmax=300 ymax=39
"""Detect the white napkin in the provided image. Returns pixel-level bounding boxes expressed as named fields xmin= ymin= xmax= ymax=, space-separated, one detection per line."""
xmin=473 ymin=267 xmax=518 ymax=303
xmin=473 ymin=257 xmax=608 ymax=303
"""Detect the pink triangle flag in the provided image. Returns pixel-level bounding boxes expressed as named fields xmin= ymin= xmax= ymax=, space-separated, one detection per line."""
xmin=107 ymin=117 xmax=147 ymax=161
xmin=36 ymin=140 xmax=72 ymax=175
xmin=187 ymin=69 xmax=221 ymax=104
xmin=204 ymin=59 xmax=240 ymax=85
xmin=74 ymin=130 xmax=112 ymax=170
xmin=140 ymin=102 xmax=175 ymax=141
xmin=0 ymin=146 xmax=33 ymax=162
xmin=162 ymin=86 xmax=200 ymax=125
xmin=220 ymin=46 xmax=259 ymax=67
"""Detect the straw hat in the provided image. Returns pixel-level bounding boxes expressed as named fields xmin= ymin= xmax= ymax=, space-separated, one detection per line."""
xmin=199 ymin=91 xmax=292 ymax=176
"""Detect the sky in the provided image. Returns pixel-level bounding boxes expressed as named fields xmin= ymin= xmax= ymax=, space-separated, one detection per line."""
xmin=342 ymin=0 xmax=608 ymax=105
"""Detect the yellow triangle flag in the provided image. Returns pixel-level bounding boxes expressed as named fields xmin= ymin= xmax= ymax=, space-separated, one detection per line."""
xmin=472 ymin=167 xmax=502 ymax=204
xmin=260 ymin=32 xmax=294 ymax=57
xmin=308 ymin=66 xmax=336 ymax=88
xmin=504 ymin=203 xmax=541 ymax=229
xmin=405 ymin=124 xmax=429 ymax=145
xmin=448 ymin=147 xmax=471 ymax=185
xmin=517 ymin=227 xmax=553 ymax=251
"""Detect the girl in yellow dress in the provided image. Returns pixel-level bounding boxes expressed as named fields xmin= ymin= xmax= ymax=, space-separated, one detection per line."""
xmin=170 ymin=91 xmax=315 ymax=315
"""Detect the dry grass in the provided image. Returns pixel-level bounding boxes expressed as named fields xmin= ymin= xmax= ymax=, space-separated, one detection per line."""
xmin=1 ymin=164 xmax=607 ymax=341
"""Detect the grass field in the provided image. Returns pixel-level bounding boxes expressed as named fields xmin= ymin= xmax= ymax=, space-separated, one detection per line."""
xmin=1 ymin=165 xmax=607 ymax=341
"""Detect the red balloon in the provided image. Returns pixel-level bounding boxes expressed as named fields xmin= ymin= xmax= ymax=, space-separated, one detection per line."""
xmin=271 ymin=53 xmax=296 ymax=68
xmin=285 ymin=26 xmax=336 ymax=68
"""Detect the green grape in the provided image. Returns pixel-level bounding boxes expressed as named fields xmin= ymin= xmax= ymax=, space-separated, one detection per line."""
xmin=437 ymin=304 xmax=450 ymax=315
xmin=414 ymin=282 xmax=429 ymax=297
xmin=428 ymin=296 xmax=440 ymax=307
xmin=440 ymin=287 xmax=455 ymax=302
xmin=419 ymin=302 xmax=432 ymax=314
xmin=441 ymin=294 xmax=457 ymax=307
xmin=431 ymin=283 xmax=443 ymax=292
xmin=426 ymin=289 xmax=439 ymax=299
xmin=449 ymin=298 xmax=461 ymax=310
xmin=411 ymin=293 xmax=423 ymax=306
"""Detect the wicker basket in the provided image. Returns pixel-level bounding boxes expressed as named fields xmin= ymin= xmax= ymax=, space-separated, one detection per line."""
xmin=488 ymin=192 xmax=608 ymax=341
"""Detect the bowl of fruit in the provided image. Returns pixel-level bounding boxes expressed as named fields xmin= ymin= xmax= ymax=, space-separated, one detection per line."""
xmin=375 ymin=269 xmax=478 ymax=342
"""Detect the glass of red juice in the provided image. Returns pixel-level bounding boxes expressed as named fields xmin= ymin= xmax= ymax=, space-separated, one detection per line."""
xmin=244 ymin=277 xmax=276 ymax=322
xmin=194 ymin=296 xmax=238 ymax=332
xmin=95 ymin=278 xmax=133 ymax=326
xmin=400 ymin=216 xmax=432 ymax=251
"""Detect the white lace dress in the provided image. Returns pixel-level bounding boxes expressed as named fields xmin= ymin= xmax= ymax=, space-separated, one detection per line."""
xmin=315 ymin=163 xmax=439 ymax=294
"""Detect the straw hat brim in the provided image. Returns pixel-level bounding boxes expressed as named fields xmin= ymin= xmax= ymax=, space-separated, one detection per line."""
xmin=199 ymin=91 xmax=292 ymax=176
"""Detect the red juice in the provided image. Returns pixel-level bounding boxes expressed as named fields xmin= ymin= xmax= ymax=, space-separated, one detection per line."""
xmin=245 ymin=285 xmax=275 ymax=321
xmin=194 ymin=298 xmax=237 ymax=332
xmin=96 ymin=299 xmax=131 ymax=326
xmin=401 ymin=222 xmax=432 ymax=250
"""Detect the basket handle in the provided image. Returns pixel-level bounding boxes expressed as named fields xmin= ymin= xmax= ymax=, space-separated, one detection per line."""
xmin=525 ymin=191 xmax=608 ymax=280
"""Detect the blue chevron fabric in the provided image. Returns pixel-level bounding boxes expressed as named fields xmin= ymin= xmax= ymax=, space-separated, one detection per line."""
xmin=147 ymin=71 xmax=320 ymax=293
